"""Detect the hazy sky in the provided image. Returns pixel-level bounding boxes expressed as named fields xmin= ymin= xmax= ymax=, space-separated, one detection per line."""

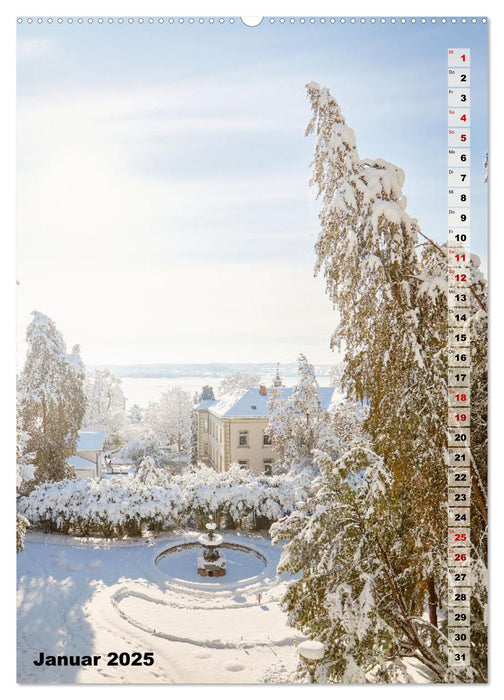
xmin=16 ymin=17 xmax=488 ymax=366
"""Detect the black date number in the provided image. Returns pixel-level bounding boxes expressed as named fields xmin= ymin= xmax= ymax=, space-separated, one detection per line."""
xmin=107 ymin=652 xmax=154 ymax=666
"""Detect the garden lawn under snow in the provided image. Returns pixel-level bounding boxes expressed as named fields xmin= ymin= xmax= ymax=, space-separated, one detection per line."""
xmin=17 ymin=531 xmax=302 ymax=684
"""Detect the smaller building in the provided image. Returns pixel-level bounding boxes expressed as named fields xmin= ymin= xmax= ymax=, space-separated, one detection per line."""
xmin=67 ymin=431 xmax=105 ymax=479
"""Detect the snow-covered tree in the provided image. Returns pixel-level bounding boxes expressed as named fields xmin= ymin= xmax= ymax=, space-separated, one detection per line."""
xmin=145 ymin=387 xmax=193 ymax=453
xmin=272 ymin=83 xmax=487 ymax=682
xmin=266 ymin=381 xmax=290 ymax=465
xmin=135 ymin=455 xmax=170 ymax=487
xmin=190 ymin=411 xmax=199 ymax=466
xmin=114 ymin=435 xmax=168 ymax=468
xmin=17 ymin=312 xmax=86 ymax=482
xmin=288 ymin=354 xmax=327 ymax=462
xmin=16 ymin=401 xmax=35 ymax=551
xmin=272 ymin=443 xmax=455 ymax=683
xmin=127 ymin=403 xmax=144 ymax=424
xmin=218 ymin=371 xmax=260 ymax=396
xmin=307 ymin=81 xmax=448 ymax=606
xmin=16 ymin=405 xmax=35 ymax=496
xmin=328 ymin=362 xmax=344 ymax=389
xmin=82 ymin=368 xmax=126 ymax=446
xmin=267 ymin=354 xmax=331 ymax=468
xmin=16 ymin=514 xmax=29 ymax=553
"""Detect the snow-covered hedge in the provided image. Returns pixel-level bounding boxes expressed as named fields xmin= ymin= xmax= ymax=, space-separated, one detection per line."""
xmin=18 ymin=474 xmax=183 ymax=536
xmin=17 ymin=463 xmax=312 ymax=537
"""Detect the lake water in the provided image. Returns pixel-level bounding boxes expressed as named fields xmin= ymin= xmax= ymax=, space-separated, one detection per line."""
xmin=121 ymin=375 xmax=332 ymax=407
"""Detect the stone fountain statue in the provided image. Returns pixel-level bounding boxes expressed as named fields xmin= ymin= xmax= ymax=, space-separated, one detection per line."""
xmin=197 ymin=518 xmax=226 ymax=577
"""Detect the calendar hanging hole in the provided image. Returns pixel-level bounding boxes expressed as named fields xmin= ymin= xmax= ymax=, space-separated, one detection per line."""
xmin=241 ymin=17 xmax=263 ymax=27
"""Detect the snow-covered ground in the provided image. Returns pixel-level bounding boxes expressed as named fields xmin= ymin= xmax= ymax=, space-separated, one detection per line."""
xmin=17 ymin=531 xmax=303 ymax=684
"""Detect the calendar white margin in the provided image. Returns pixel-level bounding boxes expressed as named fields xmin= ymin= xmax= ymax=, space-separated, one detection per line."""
xmin=2 ymin=2 xmax=498 ymax=698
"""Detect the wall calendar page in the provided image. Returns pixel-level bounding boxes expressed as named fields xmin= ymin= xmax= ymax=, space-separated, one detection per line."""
xmin=15 ymin=7 xmax=489 ymax=689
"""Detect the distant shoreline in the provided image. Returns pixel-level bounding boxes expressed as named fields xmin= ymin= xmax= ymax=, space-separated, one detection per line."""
xmin=92 ymin=362 xmax=336 ymax=380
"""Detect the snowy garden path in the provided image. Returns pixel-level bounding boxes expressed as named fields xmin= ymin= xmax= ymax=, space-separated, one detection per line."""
xmin=17 ymin=532 xmax=301 ymax=684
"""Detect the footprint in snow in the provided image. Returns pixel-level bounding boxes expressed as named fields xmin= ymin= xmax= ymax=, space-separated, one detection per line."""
xmin=67 ymin=564 xmax=83 ymax=571
xmin=88 ymin=560 xmax=102 ymax=568
xmin=224 ymin=662 xmax=245 ymax=672
xmin=53 ymin=561 xmax=66 ymax=567
xmin=195 ymin=652 xmax=211 ymax=659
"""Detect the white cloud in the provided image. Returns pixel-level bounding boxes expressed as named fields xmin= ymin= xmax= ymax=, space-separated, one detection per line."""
xmin=16 ymin=73 xmax=338 ymax=365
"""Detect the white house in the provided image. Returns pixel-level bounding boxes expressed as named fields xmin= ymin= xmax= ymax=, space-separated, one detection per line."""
xmin=67 ymin=431 xmax=105 ymax=479
xmin=195 ymin=384 xmax=338 ymax=475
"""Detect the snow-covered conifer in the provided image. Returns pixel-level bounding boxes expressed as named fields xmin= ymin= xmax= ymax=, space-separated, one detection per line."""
xmin=288 ymin=354 xmax=326 ymax=462
xmin=18 ymin=312 xmax=86 ymax=482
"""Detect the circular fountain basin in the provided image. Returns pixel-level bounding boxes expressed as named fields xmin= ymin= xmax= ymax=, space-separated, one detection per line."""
xmin=155 ymin=541 xmax=267 ymax=585
xmin=198 ymin=533 xmax=223 ymax=547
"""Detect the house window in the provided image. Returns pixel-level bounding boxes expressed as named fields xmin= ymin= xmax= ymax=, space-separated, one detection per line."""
xmin=203 ymin=416 xmax=208 ymax=431
xmin=238 ymin=460 xmax=249 ymax=470
xmin=263 ymin=459 xmax=273 ymax=476
xmin=238 ymin=431 xmax=248 ymax=447
xmin=263 ymin=433 xmax=272 ymax=446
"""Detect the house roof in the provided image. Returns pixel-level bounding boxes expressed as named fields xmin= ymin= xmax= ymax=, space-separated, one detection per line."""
xmin=197 ymin=399 xmax=218 ymax=410
xmin=196 ymin=386 xmax=339 ymax=419
xmin=76 ymin=431 xmax=105 ymax=452
xmin=67 ymin=455 xmax=96 ymax=470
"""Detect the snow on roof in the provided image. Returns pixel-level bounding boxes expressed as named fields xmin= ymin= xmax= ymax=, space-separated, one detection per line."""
xmin=67 ymin=455 xmax=96 ymax=470
xmin=195 ymin=399 xmax=218 ymax=410
xmin=197 ymin=387 xmax=338 ymax=419
xmin=76 ymin=431 xmax=105 ymax=452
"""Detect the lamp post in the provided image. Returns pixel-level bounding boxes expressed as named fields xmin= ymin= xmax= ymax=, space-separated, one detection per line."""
xmin=298 ymin=640 xmax=325 ymax=683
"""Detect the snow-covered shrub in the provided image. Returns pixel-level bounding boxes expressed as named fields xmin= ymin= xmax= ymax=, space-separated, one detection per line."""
xmin=114 ymin=436 xmax=168 ymax=468
xmin=18 ymin=473 xmax=184 ymax=537
xmin=18 ymin=464 xmax=313 ymax=537
xmin=16 ymin=514 xmax=30 ymax=553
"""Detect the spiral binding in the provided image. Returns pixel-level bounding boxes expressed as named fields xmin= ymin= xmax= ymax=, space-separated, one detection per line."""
xmin=17 ymin=17 xmax=488 ymax=25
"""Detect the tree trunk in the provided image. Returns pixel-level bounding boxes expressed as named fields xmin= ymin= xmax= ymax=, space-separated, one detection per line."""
xmin=426 ymin=578 xmax=438 ymax=628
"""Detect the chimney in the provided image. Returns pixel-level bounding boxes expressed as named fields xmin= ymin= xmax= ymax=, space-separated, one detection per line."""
xmin=259 ymin=385 xmax=267 ymax=396
xmin=201 ymin=385 xmax=215 ymax=401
